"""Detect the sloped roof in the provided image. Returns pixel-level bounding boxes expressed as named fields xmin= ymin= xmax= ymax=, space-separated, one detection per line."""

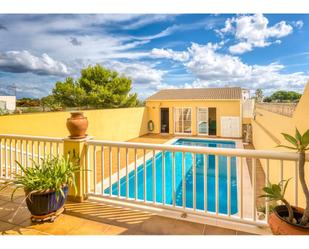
xmin=146 ymin=87 xmax=242 ymax=101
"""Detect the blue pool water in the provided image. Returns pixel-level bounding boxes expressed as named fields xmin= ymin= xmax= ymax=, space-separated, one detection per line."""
xmin=105 ymin=138 xmax=238 ymax=214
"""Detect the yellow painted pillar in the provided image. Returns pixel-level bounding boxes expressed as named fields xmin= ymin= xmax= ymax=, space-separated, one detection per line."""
xmin=63 ymin=137 xmax=89 ymax=202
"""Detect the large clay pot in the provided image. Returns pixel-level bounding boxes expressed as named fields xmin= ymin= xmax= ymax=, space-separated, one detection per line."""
xmin=269 ymin=205 xmax=309 ymax=235
xmin=66 ymin=112 xmax=88 ymax=139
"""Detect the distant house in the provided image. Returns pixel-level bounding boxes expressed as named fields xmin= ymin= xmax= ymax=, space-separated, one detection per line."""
xmin=146 ymin=87 xmax=253 ymax=138
xmin=0 ymin=96 xmax=16 ymax=112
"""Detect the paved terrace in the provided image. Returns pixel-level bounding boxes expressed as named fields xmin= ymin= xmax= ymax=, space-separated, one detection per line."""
xmin=0 ymin=187 xmax=254 ymax=235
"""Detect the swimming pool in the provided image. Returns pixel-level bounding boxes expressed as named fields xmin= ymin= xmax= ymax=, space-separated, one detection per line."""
xmin=104 ymin=138 xmax=238 ymax=215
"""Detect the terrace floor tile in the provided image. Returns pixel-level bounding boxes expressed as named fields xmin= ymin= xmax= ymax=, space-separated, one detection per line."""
xmin=203 ymin=225 xmax=237 ymax=235
xmin=0 ymin=220 xmax=16 ymax=233
xmin=0 ymin=200 xmax=258 ymax=235
xmin=0 ymin=201 xmax=31 ymax=226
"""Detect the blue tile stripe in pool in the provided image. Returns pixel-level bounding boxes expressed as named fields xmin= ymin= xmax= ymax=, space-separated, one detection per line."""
xmin=104 ymin=138 xmax=238 ymax=215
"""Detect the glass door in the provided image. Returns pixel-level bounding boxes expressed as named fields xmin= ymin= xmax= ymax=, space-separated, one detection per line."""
xmin=183 ymin=108 xmax=192 ymax=134
xmin=197 ymin=108 xmax=208 ymax=135
xmin=174 ymin=108 xmax=192 ymax=134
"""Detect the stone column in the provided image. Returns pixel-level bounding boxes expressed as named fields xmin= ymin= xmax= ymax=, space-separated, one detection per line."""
xmin=63 ymin=137 xmax=90 ymax=202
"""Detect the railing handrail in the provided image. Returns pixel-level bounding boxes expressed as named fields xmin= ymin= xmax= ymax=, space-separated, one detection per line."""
xmin=87 ymin=139 xmax=309 ymax=161
xmin=0 ymin=134 xmax=63 ymax=143
xmin=1 ymin=134 xmax=306 ymax=161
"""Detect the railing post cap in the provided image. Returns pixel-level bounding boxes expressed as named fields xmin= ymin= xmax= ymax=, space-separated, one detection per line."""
xmin=63 ymin=135 xmax=93 ymax=142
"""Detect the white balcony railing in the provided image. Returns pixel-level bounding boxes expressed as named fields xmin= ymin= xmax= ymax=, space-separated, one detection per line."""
xmin=0 ymin=134 xmax=63 ymax=179
xmin=1 ymin=134 xmax=309 ymax=233
xmin=85 ymin=139 xmax=309 ymax=229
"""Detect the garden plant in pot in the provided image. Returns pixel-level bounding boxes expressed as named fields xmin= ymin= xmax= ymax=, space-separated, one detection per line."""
xmin=260 ymin=128 xmax=309 ymax=235
xmin=0 ymin=155 xmax=79 ymax=222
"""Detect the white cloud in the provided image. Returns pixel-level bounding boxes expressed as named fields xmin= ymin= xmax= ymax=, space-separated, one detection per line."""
xmin=219 ymin=14 xmax=294 ymax=54
xmin=102 ymin=60 xmax=167 ymax=99
xmin=0 ymin=50 xmax=69 ymax=76
xmin=122 ymin=15 xmax=176 ymax=30
xmin=0 ymin=15 xmax=173 ymax=64
xmin=229 ymin=42 xmax=253 ymax=54
xmin=217 ymin=18 xmax=234 ymax=35
xmin=132 ymin=26 xmax=177 ymax=41
xmin=103 ymin=60 xmax=165 ymax=86
xmin=151 ymin=48 xmax=189 ymax=62
xmin=292 ymin=20 xmax=304 ymax=29
xmin=186 ymin=43 xmax=251 ymax=80
xmin=187 ymin=43 xmax=308 ymax=91
xmin=151 ymin=42 xmax=309 ymax=93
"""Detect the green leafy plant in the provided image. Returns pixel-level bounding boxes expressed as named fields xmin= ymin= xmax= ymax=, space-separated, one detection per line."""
xmin=257 ymin=202 xmax=277 ymax=214
xmin=0 ymin=156 xmax=80 ymax=201
xmin=261 ymin=128 xmax=309 ymax=226
xmin=260 ymin=179 xmax=293 ymax=222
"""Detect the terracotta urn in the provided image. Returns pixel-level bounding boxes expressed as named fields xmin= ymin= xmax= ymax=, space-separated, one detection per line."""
xmin=66 ymin=112 xmax=88 ymax=139
xmin=269 ymin=205 xmax=309 ymax=235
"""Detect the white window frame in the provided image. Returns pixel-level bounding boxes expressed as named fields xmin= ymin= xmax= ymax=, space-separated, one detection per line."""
xmin=197 ymin=107 xmax=209 ymax=135
xmin=173 ymin=107 xmax=192 ymax=135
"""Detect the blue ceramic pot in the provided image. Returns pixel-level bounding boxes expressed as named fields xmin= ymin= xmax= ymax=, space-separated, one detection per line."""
xmin=25 ymin=185 xmax=68 ymax=216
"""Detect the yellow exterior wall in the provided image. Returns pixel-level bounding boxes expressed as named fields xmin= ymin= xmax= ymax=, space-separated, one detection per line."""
xmin=146 ymin=99 xmax=241 ymax=137
xmin=252 ymin=82 xmax=309 ymax=208
xmin=0 ymin=107 xmax=148 ymax=141
xmin=242 ymin=117 xmax=252 ymax=125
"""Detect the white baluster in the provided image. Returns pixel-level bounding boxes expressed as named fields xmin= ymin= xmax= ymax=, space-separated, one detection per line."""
xmin=109 ymin=146 xmax=112 ymax=197
xmin=101 ymin=145 xmax=105 ymax=195
xmin=162 ymin=150 xmax=165 ymax=205
xmin=215 ymin=155 xmax=219 ymax=216
xmin=93 ymin=145 xmax=97 ymax=194
xmin=193 ymin=153 xmax=196 ymax=211
xmin=143 ymin=149 xmax=146 ymax=202
xmin=182 ymin=152 xmax=186 ymax=209
xmin=126 ymin=147 xmax=129 ymax=200
xmin=172 ymin=151 xmax=175 ymax=207
xmin=252 ymin=158 xmax=257 ymax=221
xmin=204 ymin=154 xmax=207 ymax=213
xmin=117 ymin=147 xmax=120 ymax=198
xmin=134 ymin=148 xmax=137 ymax=201
xmin=227 ymin=156 xmax=231 ymax=217
xmin=151 ymin=150 xmax=155 ymax=204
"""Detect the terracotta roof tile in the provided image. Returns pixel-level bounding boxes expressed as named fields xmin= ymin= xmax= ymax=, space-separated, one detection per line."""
xmin=147 ymin=87 xmax=242 ymax=100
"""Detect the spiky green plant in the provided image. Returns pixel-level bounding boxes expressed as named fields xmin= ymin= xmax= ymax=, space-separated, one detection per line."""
xmin=0 ymin=156 xmax=80 ymax=201
xmin=279 ymin=129 xmax=309 ymax=225
xmin=264 ymin=128 xmax=309 ymax=226
xmin=260 ymin=179 xmax=294 ymax=222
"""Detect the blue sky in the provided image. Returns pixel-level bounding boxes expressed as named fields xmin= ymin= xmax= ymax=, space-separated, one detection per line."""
xmin=0 ymin=14 xmax=308 ymax=99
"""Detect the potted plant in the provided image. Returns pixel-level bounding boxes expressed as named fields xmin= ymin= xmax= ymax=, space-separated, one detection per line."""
xmin=260 ymin=128 xmax=309 ymax=235
xmin=0 ymin=155 xmax=79 ymax=222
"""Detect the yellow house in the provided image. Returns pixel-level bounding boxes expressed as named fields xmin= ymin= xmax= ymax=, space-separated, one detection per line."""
xmin=146 ymin=87 xmax=252 ymax=138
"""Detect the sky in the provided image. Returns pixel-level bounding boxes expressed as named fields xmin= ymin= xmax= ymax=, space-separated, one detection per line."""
xmin=0 ymin=14 xmax=309 ymax=99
